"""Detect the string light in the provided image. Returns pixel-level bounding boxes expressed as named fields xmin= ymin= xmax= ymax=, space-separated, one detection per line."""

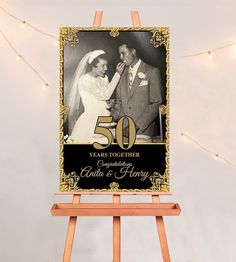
xmin=16 ymin=55 xmax=22 ymax=61
xmin=182 ymin=42 xmax=236 ymax=59
xmin=181 ymin=132 xmax=236 ymax=168
xmin=54 ymin=39 xmax=59 ymax=46
xmin=213 ymin=153 xmax=219 ymax=160
xmin=208 ymin=50 xmax=213 ymax=60
xmin=232 ymin=44 xmax=236 ymax=57
xmin=20 ymin=21 xmax=26 ymax=28
xmin=0 ymin=29 xmax=49 ymax=90
xmin=42 ymin=83 xmax=49 ymax=91
xmin=0 ymin=6 xmax=59 ymax=43
xmin=180 ymin=132 xmax=191 ymax=143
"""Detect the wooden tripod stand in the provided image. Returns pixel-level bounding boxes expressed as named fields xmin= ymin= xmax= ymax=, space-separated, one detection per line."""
xmin=51 ymin=191 xmax=180 ymax=262
xmin=51 ymin=11 xmax=181 ymax=262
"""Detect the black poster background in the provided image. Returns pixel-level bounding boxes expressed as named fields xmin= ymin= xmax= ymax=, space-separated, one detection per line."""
xmin=63 ymin=144 xmax=167 ymax=190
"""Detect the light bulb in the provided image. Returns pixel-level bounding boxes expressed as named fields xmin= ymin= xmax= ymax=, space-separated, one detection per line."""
xmin=180 ymin=132 xmax=190 ymax=143
xmin=232 ymin=43 xmax=236 ymax=57
xmin=16 ymin=55 xmax=22 ymax=61
xmin=54 ymin=39 xmax=59 ymax=46
xmin=42 ymin=82 xmax=49 ymax=90
xmin=20 ymin=21 xmax=26 ymax=28
xmin=208 ymin=51 xmax=213 ymax=60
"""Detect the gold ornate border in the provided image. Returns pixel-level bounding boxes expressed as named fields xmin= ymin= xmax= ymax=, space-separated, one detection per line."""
xmin=59 ymin=27 xmax=170 ymax=193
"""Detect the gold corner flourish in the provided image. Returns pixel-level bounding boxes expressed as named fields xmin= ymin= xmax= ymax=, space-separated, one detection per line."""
xmin=150 ymin=28 xmax=169 ymax=48
xmin=60 ymin=28 xmax=79 ymax=47
xmin=149 ymin=172 xmax=169 ymax=192
xmin=60 ymin=171 xmax=80 ymax=192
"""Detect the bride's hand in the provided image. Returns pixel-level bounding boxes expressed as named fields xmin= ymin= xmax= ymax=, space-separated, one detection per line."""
xmin=116 ymin=62 xmax=125 ymax=75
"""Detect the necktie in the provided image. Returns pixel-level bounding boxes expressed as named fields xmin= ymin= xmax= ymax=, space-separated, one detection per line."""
xmin=129 ymin=70 xmax=133 ymax=89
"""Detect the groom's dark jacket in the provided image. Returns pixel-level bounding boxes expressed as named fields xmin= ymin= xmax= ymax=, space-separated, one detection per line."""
xmin=113 ymin=60 xmax=163 ymax=137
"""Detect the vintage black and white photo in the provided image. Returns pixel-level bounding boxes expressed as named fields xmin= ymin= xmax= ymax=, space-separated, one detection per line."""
xmin=63 ymin=29 xmax=168 ymax=145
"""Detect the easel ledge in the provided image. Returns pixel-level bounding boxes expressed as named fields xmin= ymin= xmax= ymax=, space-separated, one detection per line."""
xmin=51 ymin=203 xmax=180 ymax=216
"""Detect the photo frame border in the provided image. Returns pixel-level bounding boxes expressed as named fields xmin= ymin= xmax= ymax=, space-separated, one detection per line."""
xmin=59 ymin=27 xmax=170 ymax=193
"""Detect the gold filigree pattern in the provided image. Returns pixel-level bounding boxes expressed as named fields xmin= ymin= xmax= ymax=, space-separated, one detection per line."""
xmin=59 ymin=31 xmax=65 ymax=191
xmin=109 ymin=28 xmax=119 ymax=37
xmin=150 ymin=28 xmax=169 ymax=48
xmin=59 ymin=28 xmax=170 ymax=193
xmin=60 ymin=171 xmax=80 ymax=191
xmin=109 ymin=182 xmax=119 ymax=191
xmin=165 ymin=27 xmax=170 ymax=192
xmin=149 ymin=172 xmax=169 ymax=192
xmin=60 ymin=28 xmax=79 ymax=47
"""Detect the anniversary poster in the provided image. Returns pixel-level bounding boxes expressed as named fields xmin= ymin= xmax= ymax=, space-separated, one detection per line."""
xmin=60 ymin=28 xmax=169 ymax=192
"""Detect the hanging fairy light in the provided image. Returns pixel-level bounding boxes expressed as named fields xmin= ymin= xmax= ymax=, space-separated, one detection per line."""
xmin=20 ymin=20 xmax=26 ymax=28
xmin=182 ymin=42 xmax=236 ymax=59
xmin=208 ymin=50 xmax=213 ymax=60
xmin=16 ymin=54 xmax=22 ymax=61
xmin=181 ymin=132 xmax=236 ymax=168
xmin=180 ymin=132 xmax=191 ymax=143
xmin=0 ymin=6 xmax=59 ymax=44
xmin=42 ymin=82 xmax=49 ymax=91
xmin=0 ymin=29 xmax=49 ymax=90
xmin=54 ymin=39 xmax=60 ymax=46
xmin=232 ymin=43 xmax=236 ymax=57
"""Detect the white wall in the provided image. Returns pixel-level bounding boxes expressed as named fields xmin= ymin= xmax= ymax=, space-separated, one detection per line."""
xmin=0 ymin=0 xmax=236 ymax=261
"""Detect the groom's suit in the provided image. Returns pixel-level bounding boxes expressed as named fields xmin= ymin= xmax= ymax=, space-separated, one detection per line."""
xmin=114 ymin=60 xmax=163 ymax=137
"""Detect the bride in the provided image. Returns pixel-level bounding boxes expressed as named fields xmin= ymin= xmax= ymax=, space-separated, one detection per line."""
xmin=65 ymin=50 xmax=125 ymax=143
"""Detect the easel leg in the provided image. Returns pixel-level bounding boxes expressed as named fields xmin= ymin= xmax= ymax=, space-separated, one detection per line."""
xmin=93 ymin=11 xmax=103 ymax=27
xmin=131 ymin=10 xmax=141 ymax=27
xmin=63 ymin=195 xmax=81 ymax=262
xmin=113 ymin=195 xmax=121 ymax=262
xmin=152 ymin=195 xmax=171 ymax=262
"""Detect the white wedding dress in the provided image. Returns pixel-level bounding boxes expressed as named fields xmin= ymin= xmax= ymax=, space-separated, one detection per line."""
xmin=69 ymin=72 xmax=120 ymax=143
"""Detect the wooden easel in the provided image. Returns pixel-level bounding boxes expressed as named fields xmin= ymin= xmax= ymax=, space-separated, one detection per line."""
xmin=51 ymin=11 xmax=181 ymax=262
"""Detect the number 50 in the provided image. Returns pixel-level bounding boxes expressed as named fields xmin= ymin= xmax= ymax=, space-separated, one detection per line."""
xmin=93 ymin=116 xmax=136 ymax=150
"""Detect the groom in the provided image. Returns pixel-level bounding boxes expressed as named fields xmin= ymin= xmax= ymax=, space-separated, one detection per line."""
xmin=111 ymin=43 xmax=163 ymax=138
